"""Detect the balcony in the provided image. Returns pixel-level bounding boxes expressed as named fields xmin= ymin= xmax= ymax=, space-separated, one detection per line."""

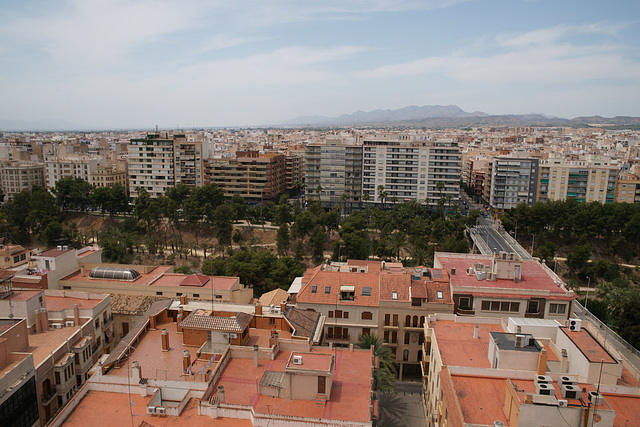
xmin=325 ymin=334 xmax=350 ymax=342
xmin=102 ymin=314 xmax=114 ymax=330
xmin=41 ymin=389 xmax=57 ymax=406
xmin=455 ymin=307 xmax=475 ymax=316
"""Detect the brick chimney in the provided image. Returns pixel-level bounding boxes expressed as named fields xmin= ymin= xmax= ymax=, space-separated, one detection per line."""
xmin=161 ymin=329 xmax=169 ymax=352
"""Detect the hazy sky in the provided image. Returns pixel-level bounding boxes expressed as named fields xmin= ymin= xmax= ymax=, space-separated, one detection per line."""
xmin=1 ymin=0 xmax=639 ymax=128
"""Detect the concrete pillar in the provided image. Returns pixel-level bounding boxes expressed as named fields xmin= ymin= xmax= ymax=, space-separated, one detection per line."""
xmin=473 ymin=324 xmax=479 ymax=339
xmin=34 ymin=309 xmax=40 ymax=333
xmin=183 ymin=351 xmax=191 ymax=372
xmin=149 ymin=315 xmax=157 ymax=330
xmin=40 ymin=308 xmax=48 ymax=331
xmin=253 ymin=345 xmax=259 ymax=367
xmin=217 ymin=386 xmax=225 ymax=403
xmin=161 ymin=329 xmax=169 ymax=352
xmin=74 ymin=304 xmax=80 ymax=326
xmin=537 ymin=348 xmax=547 ymax=375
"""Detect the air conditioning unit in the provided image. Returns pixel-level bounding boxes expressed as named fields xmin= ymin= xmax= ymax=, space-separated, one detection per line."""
xmin=466 ymin=267 xmax=473 ymax=275
xmin=515 ymin=334 xmax=525 ymax=348
xmin=65 ymin=321 xmax=75 ymax=327
xmin=51 ymin=323 xmax=63 ymax=329
xmin=156 ymin=407 xmax=166 ymax=415
xmin=535 ymin=382 xmax=553 ymax=396
xmin=589 ymin=391 xmax=604 ymax=406
xmin=146 ymin=406 xmax=156 ymax=414
xmin=559 ymin=376 xmax=578 ymax=386
xmin=558 ymin=399 xmax=568 ymax=407
xmin=292 ymin=355 xmax=303 ymax=365
xmin=535 ymin=375 xmax=553 ymax=384
xmin=566 ymin=318 xmax=582 ymax=332
xmin=560 ymin=384 xmax=581 ymax=400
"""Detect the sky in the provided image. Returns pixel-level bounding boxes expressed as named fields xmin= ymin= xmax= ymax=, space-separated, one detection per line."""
xmin=1 ymin=0 xmax=639 ymax=129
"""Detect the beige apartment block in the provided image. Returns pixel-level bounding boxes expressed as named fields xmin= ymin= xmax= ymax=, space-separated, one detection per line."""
xmin=44 ymin=155 xmax=105 ymax=189
xmin=0 ymin=161 xmax=45 ymax=200
xmin=614 ymin=172 xmax=640 ymax=203
xmin=537 ymin=159 xmax=617 ymax=203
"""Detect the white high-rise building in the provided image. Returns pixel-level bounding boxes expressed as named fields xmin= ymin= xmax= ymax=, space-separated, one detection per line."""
xmin=127 ymin=133 xmax=175 ymax=198
xmin=361 ymin=135 xmax=461 ymax=209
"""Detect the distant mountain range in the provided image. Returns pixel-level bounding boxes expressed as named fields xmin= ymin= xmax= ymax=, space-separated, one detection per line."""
xmin=281 ymin=105 xmax=640 ymax=128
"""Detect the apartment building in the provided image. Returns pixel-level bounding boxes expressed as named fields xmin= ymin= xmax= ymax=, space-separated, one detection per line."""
xmin=434 ymin=252 xmax=574 ymax=322
xmin=295 ymin=260 xmax=454 ymax=379
xmin=53 ymin=298 xmax=374 ymax=427
xmin=614 ymin=172 xmax=640 ymax=203
xmin=485 ymin=156 xmax=539 ymax=216
xmin=0 ymin=283 xmax=112 ymax=426
xmin=537 ymin=159 xmax=618 ymax=203
xmin=422 ymin=314 xmax=637 ymax=427
xmin=305 ymin=138 xmax=363 ymax=206
xmin=0 ymin=161 xmax=45 ymax=200
xmin=284 ymin=152 xmax=304 ymax=190
xmin=361 ymin=135 xmax=461 ymax=209
xmin=43 ymin=155 xmax=105 ymax=189
xmin=89 ymin=165 xmax=127 ymax=190
xmin=0 ymin=244 xmax=31 ymax=269
xmin=204 ymin=151 xmax=286 ymax=202
xmin=127 ymin=133 xmax=175 ymax=198
xmin=173 ymin=134 xmax=206 ymax=188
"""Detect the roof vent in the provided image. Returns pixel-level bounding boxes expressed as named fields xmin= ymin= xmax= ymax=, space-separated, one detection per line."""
xmin=293 ymin=355 xmax=302 ymax=365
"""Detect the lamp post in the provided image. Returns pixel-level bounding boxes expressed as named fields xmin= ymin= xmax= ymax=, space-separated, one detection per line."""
xmin=554 ymin=252 xmax=558 ymax=274
xmin=585 ymin=276 xmax=591 ymax=309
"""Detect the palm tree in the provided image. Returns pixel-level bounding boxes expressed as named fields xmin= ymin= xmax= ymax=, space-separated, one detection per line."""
xmin=357 ymin=333 xmax=397 ymax=393
xmin=411 ymin=246 xmax=428 ymax=266
xmin=378 ymin=185 xmax=388 ymax=210
xmin=389 ymin=231 xmax=407 ymax=261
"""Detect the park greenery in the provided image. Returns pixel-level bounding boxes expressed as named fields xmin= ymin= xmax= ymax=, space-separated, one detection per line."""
xmin=1 ymin=178 xmax=639 ymax=348
xmin=501 ymin=200 xmax=640 ymax=348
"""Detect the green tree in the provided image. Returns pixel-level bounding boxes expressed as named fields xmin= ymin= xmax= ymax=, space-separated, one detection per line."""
xmin=357 ymin=333 xmax=397 ymax=393
xmin=310 ymin=224 xmax=326 ymax=264
xmin=276 ymin=223 xmax=290 ymax=255
xmin=213 ymin=204 xmax=234 ymax=251
xmin=567 ymin=242 xmax=592 ymax=272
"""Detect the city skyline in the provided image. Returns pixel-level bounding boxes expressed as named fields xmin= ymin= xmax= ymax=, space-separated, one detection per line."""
xmin=1 ymin=0 xmax=639 ymax=129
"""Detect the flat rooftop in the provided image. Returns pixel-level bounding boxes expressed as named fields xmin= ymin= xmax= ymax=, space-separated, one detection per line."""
xmin=4 ymin=290 xmax=40 ymax=301
xmin=438 ymin=254 xmax=570 ymax=296
xmin=213 ymin=347 xmax=372 ymax=423
xmin=44 ymin=295 xmax=103 ymax=311
xmin=560 ymin=327 xmax=617 ymax=364
xmin=430 ymin=320 xmax=503 ymax=368
xmin=61 ymin=391 xmax=252 ymax=427
xmin=26 ymin=325 xmax=81 ymax=366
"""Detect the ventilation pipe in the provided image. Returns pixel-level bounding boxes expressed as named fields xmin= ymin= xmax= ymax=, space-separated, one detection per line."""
xmin=280 ymin=302 xmax=287 ymax=313
xmin=149 ymin=315 xmax=157 ymax=330
xmin=473 ymin=324 xmax=479 ymax=339
xmin=537 ymin=348 xmax=548 ymax=375
xmin=161 ymin=329 xmax=169 ymax=351
xmin=255 ymin=303 xmax=262 ymax=316
xmin=176 ymin=308 xmax=184 ymax=333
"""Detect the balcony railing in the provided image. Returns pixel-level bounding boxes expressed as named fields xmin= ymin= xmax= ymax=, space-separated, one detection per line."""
xmin=102 ymin=314 xmax=114 ymax=330
xmin=455 ymin=307 xmax=475 ymax=316
xmin=326 ymin=334 xmax=350 ymax=341
xmin=41 ymin=389 xmax=57 ymax=406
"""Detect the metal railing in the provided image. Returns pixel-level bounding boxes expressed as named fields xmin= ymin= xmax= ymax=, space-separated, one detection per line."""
xmin=573 ymin=301 xmax=640 ymax=378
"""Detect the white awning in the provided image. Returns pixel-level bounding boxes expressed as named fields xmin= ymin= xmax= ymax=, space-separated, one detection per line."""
xmin=340 ymin=285 xmax=355 ymax=292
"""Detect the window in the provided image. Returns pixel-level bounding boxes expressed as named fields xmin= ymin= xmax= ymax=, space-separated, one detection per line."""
xmin=437 ymin=291 xmax=443 ymax=299
xmin=412 ymin=316 xmax=418 ymax=328
xmin=527 ymin=300 xmax=539 ymax=313
xmin=269 ymin=318 xmax=276 ymax=325
xmin=403 ymin=349 xmax=409 ymax=361
xmin=481 ymin=300 xmax=520 ymax=312
xmin=392 ymin=291 xmax=398 ymax=300
xmin=343 ymin=311 xmax=349 ymax=319
xmin=362 ymin=311 xmax=373 ymax=320
xmin=328 ymin=311 xmax=333 ymax=318
xmin=391 ymin=331 xmax=397 ymax=344
xmin=458 ymin=297 xmax=471 ymax=309
xmin=384 ymin=314 xmax=390 ymax=326
xmin=335 ymin=310 xmax=342 ymax=319
xmin=362 ymin=327 xmax=371 ymax=336
xmin=193 ymin=293 xmax=199 ymax=298
xmin=325 ymin=286 xmax=331 ymax=294
xmin=362 ymin=286 xmax=371 ymax=296
xmin=156 ymin=292 xmax=163 ymax=296
xmin=404 ymin=333 xmax=410 ymax=345
xmin=392 ymin=314 xmax=398 ymax=326
xmin=311 ymin=285 xmax=317 ymax=293
xmin=405 ymin=315 xmax=411 ymax=327
xmin=549 ymin=303 xmax=567 ymax=314
xmin=411 ymin=298 xmax=421 ymax=307
xmin=384 ymin=331 xmax=389 ymax=342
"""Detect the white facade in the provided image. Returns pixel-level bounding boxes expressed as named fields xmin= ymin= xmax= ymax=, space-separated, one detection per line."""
xmin=44 ymin=155 xmax=105 ymax=188
xmin=127 ymin=134 xmax=175 ymax=198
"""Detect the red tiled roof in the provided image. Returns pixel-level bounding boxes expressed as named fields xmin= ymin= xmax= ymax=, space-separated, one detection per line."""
xmin=425 ymin=281 xmax=453 ymax=304
xmin=379 ymin=273 xmax=411 ymax=301
xmin=410 ymin=283 xmax=427 ymax=299
xmin=180 ymin=274 xmax=210 ymax=287
xmin=37 ymin=249 xmax=70 ymax=258
xmin=180 ymin=312 xmax=253 ymax=332
xmin=297 ymin=270 xmax=380 ymax=307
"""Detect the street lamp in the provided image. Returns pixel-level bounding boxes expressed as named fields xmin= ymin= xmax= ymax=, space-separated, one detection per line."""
xmin=554 ymin=252 xmax=557 ymax=274
xmin=585 ymin=276 xmax=591 ymax=309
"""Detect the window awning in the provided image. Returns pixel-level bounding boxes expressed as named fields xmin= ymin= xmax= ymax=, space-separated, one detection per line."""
xmin=340 ymin=285 xmax=355 ymax=292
